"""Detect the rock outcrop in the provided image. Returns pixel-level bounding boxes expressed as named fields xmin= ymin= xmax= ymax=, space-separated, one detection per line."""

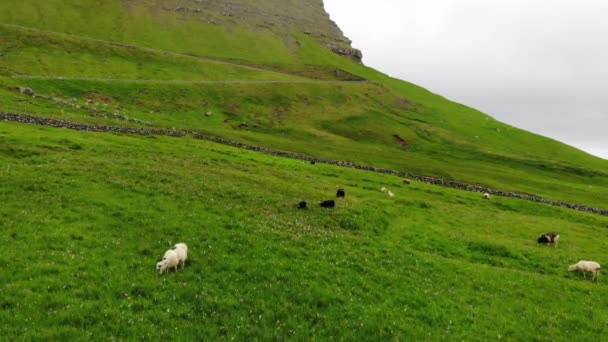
xmin=147 ymin=0 xmax=362 ymax=62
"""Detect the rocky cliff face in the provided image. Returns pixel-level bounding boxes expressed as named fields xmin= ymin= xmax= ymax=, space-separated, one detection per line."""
xmin=141 ymin=0 xmax=362 ymax=62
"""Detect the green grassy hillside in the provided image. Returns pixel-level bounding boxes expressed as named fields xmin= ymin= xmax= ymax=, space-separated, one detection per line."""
xmin=0 ymin=2 xmax=605 ymax=209
xmin=1 ymin=0 xmax=608 ymax=339
xmin=2 ymin=121 xmax=608 ymax=340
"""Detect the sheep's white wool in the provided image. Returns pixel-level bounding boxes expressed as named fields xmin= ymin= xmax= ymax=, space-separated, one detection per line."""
xmin=568 ymin=260 xmax=601 ymax=281
xmin=387 ymin=190 xmax=394 ymax=197
xmin=381 ymin=187 xmax=388 ymax=193
xmin=157 ymin=249 xmax=180 ymax=274
xmin=483 ymin=193 xmax=491 ymax=200
xmin=173 ymin=243 xmax=188 ymax=268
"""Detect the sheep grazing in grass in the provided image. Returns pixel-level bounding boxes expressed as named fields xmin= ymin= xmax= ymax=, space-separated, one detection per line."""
xmin=403 ymin=179 xmax=411 ymax=185
xmin=381 ymin=187 xmax=394 ymax=197
xmin=568 ymin=260 xmax=601 ymax=282
xmin=336 ymin=189 xmax=345 ymax=198
xmin=297 ymin=201 xmax=307 ymax=209
xmin=483 ymin=192 xmax=491 ymax=200
xmin=171 ymin=243 xmax=188 ymax=269
xmin=320 ymin=200 xmax=335 ymax=208
xmin=156 ymin=249 xmax=179 ymax=274
xmin=537 ymin=233 xmax=560 ymax=247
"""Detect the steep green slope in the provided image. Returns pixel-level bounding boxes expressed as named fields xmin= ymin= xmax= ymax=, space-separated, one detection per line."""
xmin=0 ymin=0 xmax=605 ymax=210
xmin=2 ymin=121 xmax=608 ymax=340
xmin=1 ymin=72 xmax=607 ymax=207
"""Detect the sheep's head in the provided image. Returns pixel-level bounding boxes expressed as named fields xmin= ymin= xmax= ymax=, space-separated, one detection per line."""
xmin=568 ymin=264 xmax=577 ymax=272
xmin=156 ymin=260 xmax=166 ymax=274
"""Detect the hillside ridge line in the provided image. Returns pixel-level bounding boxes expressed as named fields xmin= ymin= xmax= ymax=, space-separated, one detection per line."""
xmin=1 ymin=111 xmax=606 ymax=216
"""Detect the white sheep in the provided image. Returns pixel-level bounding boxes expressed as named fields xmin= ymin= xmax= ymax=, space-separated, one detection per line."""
xmin=483 ymin=192 xmax=491 ymax=200
xmin=387 ymin=190 xmax=394 ymax=197
xmin=381 ymin=187 xmax=388 ymax=193
xmin=568 ymin=260 xmax=601 ymax=282
xmin=172 ymin=243 xmax=188 ymax=269
xmin=156 ymin=249 xmax=179 ymax=274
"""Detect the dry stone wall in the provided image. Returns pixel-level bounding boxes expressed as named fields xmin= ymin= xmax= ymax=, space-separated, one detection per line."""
xmin=2 ymin=112 xmax=606 ymax=216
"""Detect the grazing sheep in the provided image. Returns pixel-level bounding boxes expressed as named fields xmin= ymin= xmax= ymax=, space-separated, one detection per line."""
xmin=172 ymin=243 xmax=188 ymax=269
xmin=483 ymin=192 xmax=491 ymax=200
xmin=320 ymin=200 xmax=335 ymax=208
xmin=310 ymin=161 xmax=316 ymax=165
xmin=156 ymin=249 xmax=179 ymax=274
xmin=403 ymin=179 xmax=411 ymax=185
xmin=537 ymin=233 xmax=560 ymax=247
xmin=381 ymin=187 xmax=394 ymax=197
xmin=336 ymin=189 xmax=345 ymax=198
xmin=568 ymin=260 xmax=601 ymax=282
xmin=297 ymin=201 xmax=307 ymax=209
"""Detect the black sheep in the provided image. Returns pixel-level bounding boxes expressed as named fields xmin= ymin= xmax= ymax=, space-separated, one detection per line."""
xmin=297 ymin=201 xmax=307 ymax=209
xmin=336 ymin=189 xmax=345 ymax=198
xmin=320 ymin=200 xmax=335 ymax=208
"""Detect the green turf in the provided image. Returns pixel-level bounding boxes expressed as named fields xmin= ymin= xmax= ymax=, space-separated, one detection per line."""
xmin=1 ymin=1 xmax=608 ymax=339
xmin=1 ymin=121 xmax=608 ymax=340
xmin=1 ymin=75 xmax=606 ymax=208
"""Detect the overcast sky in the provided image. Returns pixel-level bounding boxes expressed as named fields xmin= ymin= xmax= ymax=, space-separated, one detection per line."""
xmin=324 ymin=0 xmax=608 ymax=159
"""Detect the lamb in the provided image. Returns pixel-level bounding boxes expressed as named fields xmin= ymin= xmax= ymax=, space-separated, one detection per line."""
xmin=483 ymin=192 xmax=491 ymax=200
xmin=297 ymin=201 xmax=307 ymax=209
xmin=336 ymin=189 xmax=345 ymax=198
xmin=171 ymin=243 xmax=188 ymax=269
xmin=381 ymin=187 xmax=388 ymax=193
xmin=537 ymin=233 xmax=559 ymax=247
xmin=156 ymin=249 xmax=179 ymax=274
xmin=568 ymin=260 xmax=601 ymax=282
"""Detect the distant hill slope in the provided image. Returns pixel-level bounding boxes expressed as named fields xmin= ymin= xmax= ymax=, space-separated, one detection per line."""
xmin=0 ymin=0 xmax=606 ymax=207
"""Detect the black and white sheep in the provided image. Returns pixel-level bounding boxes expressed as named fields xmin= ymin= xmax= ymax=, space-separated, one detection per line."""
xmin=568 ymin=260 xmax=601 ymax=282
xmin=537 ymin=233 xmax=560 ymax=247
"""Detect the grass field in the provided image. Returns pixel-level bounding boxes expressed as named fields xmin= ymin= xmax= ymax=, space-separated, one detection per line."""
xmin=1 ymin=121 xmax=608 ymax=340
xmin=1 ymin=0 xmax=608 ymax=339
xmin=1 ymin=73 xmax=607 ymax=208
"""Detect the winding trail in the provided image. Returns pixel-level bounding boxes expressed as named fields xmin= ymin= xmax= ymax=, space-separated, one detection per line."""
xmin=1 ymin=111 xmax=606 ymax=217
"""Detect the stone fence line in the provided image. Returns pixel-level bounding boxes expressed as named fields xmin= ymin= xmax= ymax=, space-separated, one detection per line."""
xmin=2 ymin=112 xmax=606 ymax=216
